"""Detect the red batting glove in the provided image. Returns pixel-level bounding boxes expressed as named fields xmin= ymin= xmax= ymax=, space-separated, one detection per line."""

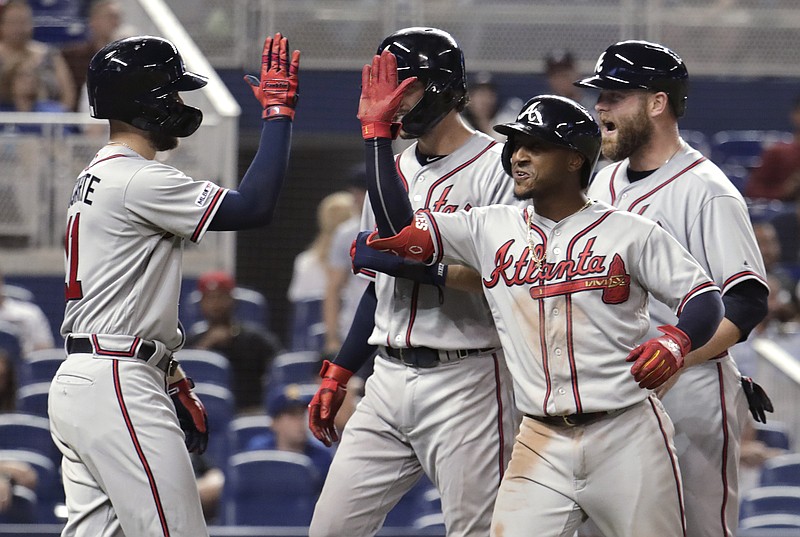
xmin=168 ymin=377 xmax=209 ymax=454
xmin=365 ymin=213 xmax=435 ymax=262
xmin=244 ymin=32 xmax=300 ymax=120
xmin=358 ymin=50 xmax=418 ymax=139
xmin=626 ymin=325 xmax=691 ymax=390
xmin=308 ymin=360 xmax=354 ymax=447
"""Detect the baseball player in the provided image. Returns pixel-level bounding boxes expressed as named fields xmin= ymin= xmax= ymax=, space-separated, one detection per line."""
xmin=308 ymin=28 xmax=519 ymax=536
xmin=576 ymin=40 xmax=771 ymax=536
xmin=363 ymin=94 xmax=725 ymax=537
xmin=47 ymin=34 xmax=299 ymax=536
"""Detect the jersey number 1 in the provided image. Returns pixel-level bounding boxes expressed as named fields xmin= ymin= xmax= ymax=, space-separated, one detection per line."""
xmin=65 ymin=213 xmax=83 ymax=300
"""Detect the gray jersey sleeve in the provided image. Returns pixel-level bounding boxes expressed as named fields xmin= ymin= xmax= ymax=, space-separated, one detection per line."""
xmin=124 ymin=163 xmax=228 ymax=243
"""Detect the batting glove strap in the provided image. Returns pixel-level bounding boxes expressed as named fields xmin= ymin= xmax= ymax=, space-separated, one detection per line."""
xmin=263 ymin=105 xmax=295 ymax=120
xmin=626 ymin=325 xmax=689 ymax=390
xmin=319 ymin=359 xmax=354 ymax=385
xmin=361 ymin=121 xmax=400 ymax=140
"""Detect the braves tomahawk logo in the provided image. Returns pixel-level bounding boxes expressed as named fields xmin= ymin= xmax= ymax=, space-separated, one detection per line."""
xmin=483 ymin=237 xmax=631 ymax=304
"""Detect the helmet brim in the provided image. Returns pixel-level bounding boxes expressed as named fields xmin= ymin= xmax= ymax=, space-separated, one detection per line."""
xmin=573 ymin=75 xmax=647 ymax=91
xmin=174 ymin=72 xmax=208 ymax=91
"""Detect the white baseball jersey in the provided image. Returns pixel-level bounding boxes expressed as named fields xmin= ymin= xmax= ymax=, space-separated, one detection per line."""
xmin=424 ymin=200 xmax=712 ymax=537
xmin=50 ymin=144 xmax=225 ymax=537
xmin=61 ymin=145 xmax=228 ymax=349
xmin=312 ymin=131 xmax=521 ymax=537
xmin=423 ymin=200 xmax=718 ymax=416
xmin=587 ymin=141 xmax=768 ymax=537
xmin=360 ymin=131 xmax=523 ymax=350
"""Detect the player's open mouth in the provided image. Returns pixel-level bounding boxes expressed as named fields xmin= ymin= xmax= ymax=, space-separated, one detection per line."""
xmin=603 ymin=121 xmax=616 ymax=133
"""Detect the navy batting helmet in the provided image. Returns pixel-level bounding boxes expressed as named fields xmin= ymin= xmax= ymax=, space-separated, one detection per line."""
xmin=378 ymin=27 xmax=467 ymax=138
xmin=575 ymin=40 xmax=689 ymax=117
xmin=494 ymin=95 xmax=601 ymax=188
xmin=87 ymin=36 xmax=208 ymax=137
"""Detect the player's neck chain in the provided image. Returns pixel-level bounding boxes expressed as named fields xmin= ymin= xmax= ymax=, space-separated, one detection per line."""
xmin=107 ymin=141 xmax=137 ymax=153
xmin=526 ymin=199 xmax=593 ymax=270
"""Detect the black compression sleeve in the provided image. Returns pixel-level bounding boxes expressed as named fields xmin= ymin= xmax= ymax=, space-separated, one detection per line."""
xmin=209 ymin=118 xmax=292 ymax=230
xmin=332 ymin=282 xmax=378 ymax=373
xmin=675 ymin=291 xmax=723 ymax=350
xmin=722 ymin=280 xmax=769 ymax=342
xmin=365 ymin=138 xmax=413 ymax=237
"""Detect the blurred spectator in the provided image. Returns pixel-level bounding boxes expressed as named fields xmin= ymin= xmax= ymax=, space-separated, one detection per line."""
xmin=0 ymin=350 xmax=15 ymax=412
xmin=0 ymin=0 xmax=75 ymax=111
xmin=753 ymin=220 xmax=799 ymax=312
xmin=0 ymin=271 xmax=54 ymax=356
xmin=287 ymin=191 xmax=356 ymax=352
xmin=745 ymin=94 xmax=800 ymax=201
xmin=0 ymin=458 xmax=37 ymax=513
xmin=0 ymin=59 xmax=69 ymax=134
xmin=246 ymin=384 xmax=333 ymax=479
xmin=323 ymin=169 xmax=369 ymax=358
xmin=60 ymin=0 xmax=124 ymax=112
xmin=191 ymin=452 xmax=224 ymax=523
xmin=462 ymin=71 xmax=520 ymax=141
xmin=185 ymin=271 xmax=282 ymax=415
xmin=544 ymin=49 xmax=596 ymax=114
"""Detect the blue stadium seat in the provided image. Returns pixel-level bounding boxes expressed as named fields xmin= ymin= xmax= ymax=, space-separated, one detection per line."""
xmin=182 ymin=286 xmax=271 ymax=331
xmin=0 ymin=449 xmax=63 ymax=523
xmin=228 ymin=414 xmax=273 ymax=453
xmin=739 ymin=486 xmax=800 ymax=520
xmin=16 ymin=382 xmax=51 ymax=418
xmin=760 ymin=453 xmax=800 ymax=487
xmin=191 ymin=383 xmax=233 ymax=467
xmin=18 ymin=348 xmax=64 ymax=386
xmin=754 ymin=421 xmax=792 ymax=452
xmin=747 ymin=199 xmax=790 ymax=224
xmin=680 ymin=129 xmax=711 ymax=156
xmin=0 ymin=484 xmax=37 ymax=524
xmin=384 ymin=474 xmax=439 ymax=527
xmin=264 ymin=351 xmax=320 ymax=402
xmin=3 ymin=284 xmax=35 ymax=302
xmin=413 ymin=512 xmax=446 ymax=532
xmin=222 ymin=450 xmax=322 ymax=526
xmin=289 ymin=299 xmax=325 ymax=352
xmin=710 ymin=130 xmax=793 ymax=170
xmin=173 ymin=349 xmax=230 ymax=389
xmin=739 ymin=513 xmax=800 ymax=529
xmin=0 ymin=413 xmax=58 ymax=465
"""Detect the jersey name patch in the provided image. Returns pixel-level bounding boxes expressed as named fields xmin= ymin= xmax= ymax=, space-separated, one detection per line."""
xmin=195 ymin=182 xmax=214 ymax=206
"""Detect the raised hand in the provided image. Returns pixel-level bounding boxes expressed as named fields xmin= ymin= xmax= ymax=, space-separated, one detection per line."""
xmin=358 ymin=50 xmax=417 ymax=139
xmin=245 ymin=32 xmax=300 ymax=120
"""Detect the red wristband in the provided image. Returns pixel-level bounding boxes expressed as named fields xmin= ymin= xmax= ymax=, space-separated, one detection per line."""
xmin=263 ymin=105 xmax=295 ymax=120
xmin=361 ymin=121 xmax=400 ymax=140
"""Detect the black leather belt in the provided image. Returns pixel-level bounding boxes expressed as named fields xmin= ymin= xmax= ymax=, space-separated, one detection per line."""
xmin=382 ymin=345 xmax=495 ymax=368
xmin=66 ymin=336 xmax=172 ymax=373
xmin=526 ymin=411 xmax=614 ymax=427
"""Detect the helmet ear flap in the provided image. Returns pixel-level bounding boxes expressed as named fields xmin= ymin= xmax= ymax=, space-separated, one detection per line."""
xmin=501 ymin=136 xmax=515 ymax=177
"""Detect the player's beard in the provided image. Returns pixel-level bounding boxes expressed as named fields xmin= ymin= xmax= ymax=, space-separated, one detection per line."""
xmin=601 ymin=105 xmax=653 ymax=162
xmin=149 ymin=130 xmax=179 ymax=152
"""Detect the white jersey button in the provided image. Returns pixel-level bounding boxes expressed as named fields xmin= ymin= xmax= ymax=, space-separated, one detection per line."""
xmin=395 ymin=336 xmax=403 ymax=344
xmin=555 ymin=348 xmax=562 ymax=356
xmin=553 ymin=248 xmax=561 ymax=255
xmin=419 ymin=175 xmax=426 ymax=182
xmin=555 ymin=230 xmax=561 ymax=236
xmin=557 ymin=388 xmax=566 ymax=395
xmin=553 ymin=309 xmax=559 ymax=315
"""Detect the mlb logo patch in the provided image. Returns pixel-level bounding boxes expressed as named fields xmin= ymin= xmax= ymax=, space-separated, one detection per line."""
xmin=196 ymin=182 xmax=213 ymax=206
